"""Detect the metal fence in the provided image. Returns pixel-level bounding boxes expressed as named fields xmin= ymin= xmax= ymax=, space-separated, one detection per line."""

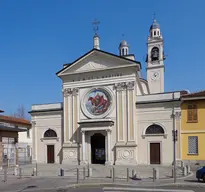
xmin=0 ymin=163 xmax=190 ymax=184
xmin=18 ymin=146 xmax=32 ymax=165
xmin=2 ymin=137 xmax=16 ymax=167
xmin=2 ymin=146 xmax=32 ymax=167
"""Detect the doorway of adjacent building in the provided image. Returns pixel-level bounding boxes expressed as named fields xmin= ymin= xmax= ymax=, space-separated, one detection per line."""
xmin=150 ymin=143 xmax=161 ymax=164
xmin=47 ymin=145 xmax=54 ymax=163
xmin=91 ymin=133 xmax=105 ymax=164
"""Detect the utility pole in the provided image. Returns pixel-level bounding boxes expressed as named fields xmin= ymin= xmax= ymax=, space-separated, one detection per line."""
xmin=171 ymin=109 xmax=181 ymax=183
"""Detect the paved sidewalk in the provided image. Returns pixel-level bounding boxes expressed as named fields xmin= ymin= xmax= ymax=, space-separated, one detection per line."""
xmin=0 ymin=163 xmax=195 ymax=192
xmin=0 ymin=172 xmax=200 ymax=192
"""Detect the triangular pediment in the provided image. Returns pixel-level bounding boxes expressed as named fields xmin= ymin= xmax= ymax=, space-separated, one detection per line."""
xmin=56 ymin=49 xmax=141 ymax=76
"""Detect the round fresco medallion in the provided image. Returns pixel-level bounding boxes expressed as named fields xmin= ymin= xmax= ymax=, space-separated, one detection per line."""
xmin=83 ymin=88 xmax=112 ymax=117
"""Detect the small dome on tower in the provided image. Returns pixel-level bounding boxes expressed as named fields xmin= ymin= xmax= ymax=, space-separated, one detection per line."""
xmin=119 ymin=40 xmax=128 ymax=48
xmin=150 ymin=19 xmax=160 ymax=30
xmin=119 ymin=40 xmax=129 ymax=56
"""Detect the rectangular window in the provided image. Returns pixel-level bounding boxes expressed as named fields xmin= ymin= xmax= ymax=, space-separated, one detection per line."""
xmin=187 ymin=104 xmax=198 ymax=122
xmin=27 ymin=129 xmax=30 ymax=138
xmin=188 ymin=136 xmax=198 ymax=154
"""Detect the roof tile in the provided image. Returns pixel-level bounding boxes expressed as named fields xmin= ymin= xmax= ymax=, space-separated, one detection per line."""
xmin=181 ymin=90 xmax=205 ymax=98
xmin=0 ymin=115 xmax=31 ymax=126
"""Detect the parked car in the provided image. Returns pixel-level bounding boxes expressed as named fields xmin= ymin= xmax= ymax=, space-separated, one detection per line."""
xmin=196 ymin=166 xmax=205 ymax=182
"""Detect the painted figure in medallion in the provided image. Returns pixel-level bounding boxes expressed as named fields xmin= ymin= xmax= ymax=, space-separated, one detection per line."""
xmin=86 ymin=89 xmax=110 ymax=115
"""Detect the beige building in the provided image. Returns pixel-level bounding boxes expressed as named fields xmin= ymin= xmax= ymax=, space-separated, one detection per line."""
xmin=30 ymin=19 xmax=186 ymax=165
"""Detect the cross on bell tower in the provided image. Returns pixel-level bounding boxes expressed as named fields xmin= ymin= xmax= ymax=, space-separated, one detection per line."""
xmin=92 ymin=19 xmax=100 ymax=50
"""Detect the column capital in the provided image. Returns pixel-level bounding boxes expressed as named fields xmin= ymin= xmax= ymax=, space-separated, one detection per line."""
xmin=81 ymin=130 xmax=85 ymax=134
xmin=72 ymin=88 xmax=79 ymax=96
xmin=31 ymin=121 xmax=36 ymax=126
xmin=106 ymin=129 xmax=112 ymax=133
xmin=113 ymin=82 xmax=126 ymax=91
xmin=126 ymin=81 xmax=135 ymax=90
xmin=62 ymin=88 xmax=72 ymax=97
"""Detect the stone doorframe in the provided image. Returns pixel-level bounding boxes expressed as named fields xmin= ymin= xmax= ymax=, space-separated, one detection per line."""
xmin=81 ymin=127 xmax=112 ymax=165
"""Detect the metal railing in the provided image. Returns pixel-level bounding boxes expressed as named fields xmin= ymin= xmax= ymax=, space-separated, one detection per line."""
xmin=0 ymin=163 xmax=190 ymax=184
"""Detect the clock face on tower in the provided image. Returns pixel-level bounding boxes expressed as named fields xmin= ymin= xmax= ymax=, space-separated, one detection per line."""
xmin=151 ymin=71 xmax=160 ymax=80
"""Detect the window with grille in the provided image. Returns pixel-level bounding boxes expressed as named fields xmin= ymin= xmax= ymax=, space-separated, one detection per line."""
xmin=44 ymin=129 xmax=57 ymax=138
xmin=145 ymin=124 xmax=165 ymax=135
xmin=188 ymin=136 xmax=198 ymax=154
xmin=187 ymin=104 xmax=198 ymax=122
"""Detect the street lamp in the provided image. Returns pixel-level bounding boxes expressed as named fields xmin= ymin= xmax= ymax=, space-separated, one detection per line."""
xmin=171 ymin=110 xmax=181 ymax=183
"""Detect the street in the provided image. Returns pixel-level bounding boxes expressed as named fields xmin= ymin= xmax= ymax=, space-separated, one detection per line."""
xmin=20 ymin=186 xmax=204 ymax=192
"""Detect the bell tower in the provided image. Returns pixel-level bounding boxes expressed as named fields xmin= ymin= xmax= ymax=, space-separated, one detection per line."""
xmin=146 ymin=17 xmax=165 ymax=94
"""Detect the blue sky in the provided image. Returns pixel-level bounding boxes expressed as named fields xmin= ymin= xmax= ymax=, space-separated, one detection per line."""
xmin=0 ymin=0 xmax=205 ymax=115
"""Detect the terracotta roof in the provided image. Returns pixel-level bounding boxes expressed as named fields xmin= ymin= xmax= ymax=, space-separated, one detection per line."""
xmin=181 ymin=90 xmax=205 ymax=98
xmin=0 ymin=115 xmax=31 ymax=126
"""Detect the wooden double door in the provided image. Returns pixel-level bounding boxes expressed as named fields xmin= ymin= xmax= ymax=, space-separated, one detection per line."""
xmin=47 ymin=145 xmax=55 ymax=164
xmin=150 ymin=143 xmax=161 ymax=164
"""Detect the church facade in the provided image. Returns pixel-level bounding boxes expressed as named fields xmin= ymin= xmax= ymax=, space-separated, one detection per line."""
xmin=30 ymin=19 xmax=185 ymax=165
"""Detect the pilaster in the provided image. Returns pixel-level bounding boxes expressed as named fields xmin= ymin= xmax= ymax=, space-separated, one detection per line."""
xmin=62 ymin=87 xmax=79 ymax=165
xmin=105 ymin=129 xmax=112 ymax=165
xmin=63 ymin=88 xmax=72 ymax=143
xmin=114 ymin=82 xmax=126 ymax=143
xmin=31 ymin=121 xmax=36 ymax=162
xmin=72 ymin=88 xmax=79 ymax=143
xmin=126 ymin=81 xmax=135 ymax=142
xmin=114 ymin=81 xmax=137 ymax=165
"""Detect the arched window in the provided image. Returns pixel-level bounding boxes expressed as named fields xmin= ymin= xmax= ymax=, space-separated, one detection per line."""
xmin=122 ymin=48 xmax=125 ymax=56
xmin=145 ymin=124 xmax=164 ymax=135
xmin=151 ymin=47 xmax=159 ymax=61
xmin=44 ymin=129 xmax=57 ymax=138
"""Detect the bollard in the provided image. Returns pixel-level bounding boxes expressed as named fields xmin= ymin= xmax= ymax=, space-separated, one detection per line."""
xmin=186 ymin=165 xmax=191 ymax=174
xmin=171 ymin=168 xmax=174 ymax=178
xmin=132 ymin=169 xmax=136 ymax=178
xmin=155 ymin=168 xmax=159 ymax=179
xmin=14 ymin=167 xmax=18 ymax=176
xmin=88 ymin=167 xmax=92 ymax=177
xmin=112 ymin=167 xmax=115 ymax=183
xmin=32 ymin=168 xmax=36 ymax=176
xmin=126 ymin=168 xmax=129 ymax=182
xmin=19 ymin=168 xmax=22 ymax=179
xmin=183 ymin=166 xmax=187 ymax=176
xmin=35 ymin=162 xmax=38 ymax=176
xmin=109 ymin=168 xmax=112 ymax=178
xmin=83 ymin=167 xmax=86 ymax=180
xmin=3 ymin=168 xmax=7 ymax=182
xmin=153 ymin=168 xmax=156 ymax=182
xmin=77 ymin=168 xmax=79 ymax=184
xmin=60 ymin=168 xmax=64 ymax=176
xmin=181 ymin=161 xmax=184 ymax=168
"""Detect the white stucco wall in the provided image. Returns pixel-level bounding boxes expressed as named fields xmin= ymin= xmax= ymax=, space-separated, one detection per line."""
xmin=136 ymin=102 xmax=180 ymax=165
xmin=32 ymin=110 xmax=63 ymax=163
xmin=18 ymin=129 xmax=32 ymax=147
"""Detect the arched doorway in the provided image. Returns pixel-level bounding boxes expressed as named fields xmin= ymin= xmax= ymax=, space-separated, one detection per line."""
xmin=145 ymin=124 xmax=165 ymax=164
xmin=91 ymin=133 xmax=105 ymax=164
xmin=44 ymin=129 xmax=57 ymax=164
